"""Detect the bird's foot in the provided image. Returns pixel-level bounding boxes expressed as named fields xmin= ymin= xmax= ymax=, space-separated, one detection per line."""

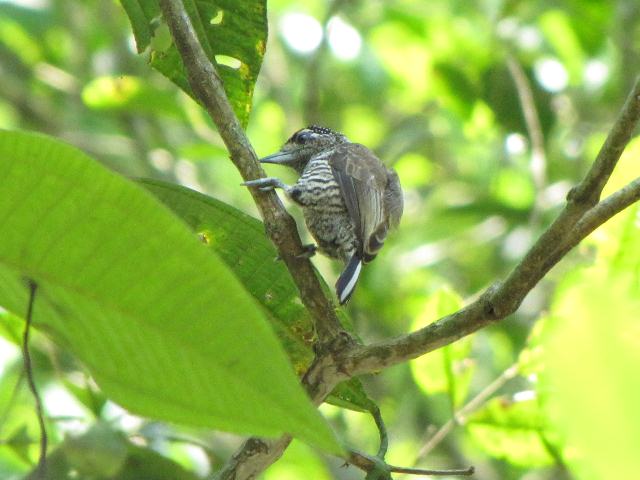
xmin=272 ymin=244 xmax=317 ymax=262
xmin=241 ymin=177 xmax=286 ymax=192
xmin=296 ymin=244 xmax=317 ymax=259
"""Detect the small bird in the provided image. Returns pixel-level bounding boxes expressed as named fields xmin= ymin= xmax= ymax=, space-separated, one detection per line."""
xmin=244 ymin=125 xmax=403 ymax=304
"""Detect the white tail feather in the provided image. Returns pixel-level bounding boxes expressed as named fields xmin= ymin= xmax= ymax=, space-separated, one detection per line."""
xmin=336 ymin=255 xmax=362 ymax=305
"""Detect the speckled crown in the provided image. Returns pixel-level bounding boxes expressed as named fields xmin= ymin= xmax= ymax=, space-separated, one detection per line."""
xmin=307 ymin=125 xmax=337 ymax=135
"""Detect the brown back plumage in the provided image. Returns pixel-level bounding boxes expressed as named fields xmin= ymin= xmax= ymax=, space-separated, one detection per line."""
xmin=328 ymin=143 xmax=403 ymax=263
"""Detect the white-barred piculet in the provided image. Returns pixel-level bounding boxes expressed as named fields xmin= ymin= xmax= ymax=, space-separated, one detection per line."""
xmin=244 ymin=125 xmax=403 ymax=304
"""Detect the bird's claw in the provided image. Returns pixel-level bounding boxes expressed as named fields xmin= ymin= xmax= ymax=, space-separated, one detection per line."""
xmin=296 ymin=244 xmax=317 ymax=259
xmin=241 ymin=177 xmax=285 ymax=192
xmin=272 ymin=245 xmax=316 ymax=262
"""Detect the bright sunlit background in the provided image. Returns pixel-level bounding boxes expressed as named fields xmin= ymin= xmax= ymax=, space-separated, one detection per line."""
xmin=0 ymin=0 xmax=639 ymax=479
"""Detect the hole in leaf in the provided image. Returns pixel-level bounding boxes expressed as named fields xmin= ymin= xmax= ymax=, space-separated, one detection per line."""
xmin=215 ymin=55 xmax=242 ymax=69
xmin=210 ymin=10 xmax=224 ymax=25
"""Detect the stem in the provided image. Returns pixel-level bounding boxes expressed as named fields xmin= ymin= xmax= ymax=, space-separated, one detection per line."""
xmin=22 ymin=280 xmax=47 ymax=478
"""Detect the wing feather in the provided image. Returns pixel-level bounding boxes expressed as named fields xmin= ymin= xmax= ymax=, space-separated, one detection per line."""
xmin=329 ymin=144 xmax=388 ymax=262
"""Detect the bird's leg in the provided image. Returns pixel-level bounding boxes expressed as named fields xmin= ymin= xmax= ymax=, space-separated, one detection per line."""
xmin=272 ymin=243 xmax=316 ymax=262
xmin=244 ymin=177 xmax=315 ymax=261
xmin=243 ymin=178 xmax=307 ymax=207
xmin=242 ymin=177 xmax=288 ymax=192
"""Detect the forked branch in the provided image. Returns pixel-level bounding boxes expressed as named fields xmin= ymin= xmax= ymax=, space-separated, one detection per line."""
xmin=339 ymin=77 xmax=640 ymax=376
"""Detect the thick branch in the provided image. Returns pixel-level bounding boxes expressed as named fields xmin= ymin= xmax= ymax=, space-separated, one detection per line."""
xmin=341 ymin=77 xmax=640 ymax=376
xmin=542 ymin=176 xmax=640 ymax=272
xmin=158 ymin=0 xmax=344 ymax=342
xmin=214 ymin=437 xmax=292 ymax=480
xmin=341 ymin=177 xmax=640 ymax=376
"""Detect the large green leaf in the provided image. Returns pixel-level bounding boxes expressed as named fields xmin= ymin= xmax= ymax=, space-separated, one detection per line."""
xmin=119 ymin=0 xmax=266 ymax=128
xmin=139 ymin=179 xmax=377 ymax=413
xmin=139 ymin=178 xmax=316 ymax=374
xmin=541 ymin=221 xmax=640 ymax=478
xmin=0 ymin=130 xmax=338 ymax=453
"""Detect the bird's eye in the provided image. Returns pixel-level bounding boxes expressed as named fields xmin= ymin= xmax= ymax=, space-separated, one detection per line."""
xmin=293 ymin=130 xmax=313 ymax=144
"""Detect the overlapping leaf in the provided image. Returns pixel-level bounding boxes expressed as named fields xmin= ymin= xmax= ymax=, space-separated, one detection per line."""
xmin=0 ymin=130 xmax=338 ymax=452
xmin=120 ymin=0 xmax=266 ymax=128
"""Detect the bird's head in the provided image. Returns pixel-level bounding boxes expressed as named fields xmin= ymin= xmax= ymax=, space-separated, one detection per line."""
xmin=260 ymin=125 xmax=348 ymax=174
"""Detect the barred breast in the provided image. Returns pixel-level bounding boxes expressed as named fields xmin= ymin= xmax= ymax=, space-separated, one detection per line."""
xmin=295 ymin=154 xmax=358 ymax=262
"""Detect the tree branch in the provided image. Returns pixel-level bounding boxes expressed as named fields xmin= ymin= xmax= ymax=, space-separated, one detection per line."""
xmin=542 ymin=175 xmax=640 ymax=271
xmin=571 ymin=77 xmax=640 ymax=203
xmin=506 ymin=53 xmax=549 ymax=227
xmin=157 ymin=0 xmax=345 ymax=343
xmin=416 ymin=364 xmax=519 ymax=461
xmin=339 ymin=76 xmax=640 ymax=376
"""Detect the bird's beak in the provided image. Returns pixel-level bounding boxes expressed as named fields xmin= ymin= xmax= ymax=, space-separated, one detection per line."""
xmin=259 ymin=151 xmax=297 ymax=165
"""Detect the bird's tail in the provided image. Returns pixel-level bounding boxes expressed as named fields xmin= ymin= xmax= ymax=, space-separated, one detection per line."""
xmin=335 ymin=254 xmax=362 ymax=305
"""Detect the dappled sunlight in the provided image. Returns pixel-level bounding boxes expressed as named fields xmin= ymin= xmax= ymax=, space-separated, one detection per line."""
xmin=0 ymin=0 xmax=638 ymax=478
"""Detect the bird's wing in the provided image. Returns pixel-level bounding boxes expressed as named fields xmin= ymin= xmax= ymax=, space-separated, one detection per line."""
xmin=385 ymin=168 xmax=404 ymax=230
xmin=328 ymin=143 xmax=388 ymax=262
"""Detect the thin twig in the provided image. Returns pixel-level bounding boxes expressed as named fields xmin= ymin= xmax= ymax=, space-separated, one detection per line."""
xmin=390 ymin=465 xmax=474 ymax=476
xmin=506 ymin=54 xmax=547 ymax=192
xmin=371 ymin=405 xmax=389 ymax=459
xmin=348 ymin=451 xmax=474 ymax=477
xmin=506 ymin=54 xmax=548 ymax=225
xmin=22 ymin=280 xmax=47 ymax=478
xmin=416 ymin=364 xmax=519 ymax=461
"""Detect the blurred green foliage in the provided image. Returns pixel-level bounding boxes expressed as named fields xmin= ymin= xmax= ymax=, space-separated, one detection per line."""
xmin=0 ymin=0 xmax=639 ymax=478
